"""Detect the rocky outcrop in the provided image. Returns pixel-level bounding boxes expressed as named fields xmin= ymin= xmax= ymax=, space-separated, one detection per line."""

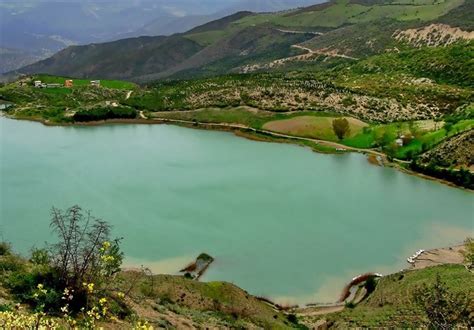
xmin=393 ymin=24 xmax=474 ymax=47
xmin=420 ymin=130 xmax=474 ymax=168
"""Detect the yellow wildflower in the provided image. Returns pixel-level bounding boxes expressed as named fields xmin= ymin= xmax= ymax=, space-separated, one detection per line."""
xmin=99 ymin=297 xmax=107 ymax=305
xmin=83 ymin=282 xmax=95 ymax=293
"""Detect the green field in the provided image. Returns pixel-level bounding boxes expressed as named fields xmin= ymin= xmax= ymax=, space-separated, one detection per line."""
xmin=35 ymin=74 xmax=136 ymax=90
xmin=263 ymin=116 xmax=368 ymax=141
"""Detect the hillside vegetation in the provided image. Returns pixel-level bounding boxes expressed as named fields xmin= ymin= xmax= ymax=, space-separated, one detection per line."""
xmin=13 ymin=0 xmax=474 ymax=81
xmin=1 ymin=207 xmax=473 ymax=328
xmin=1 ymin=0 xmax=473 ymax=188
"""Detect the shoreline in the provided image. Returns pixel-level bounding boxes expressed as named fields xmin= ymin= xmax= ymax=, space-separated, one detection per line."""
xmin=3 ymin=114 xmax=471 ymax=191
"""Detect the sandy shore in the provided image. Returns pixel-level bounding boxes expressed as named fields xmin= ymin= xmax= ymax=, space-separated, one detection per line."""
xmin=410 ymin=244 xmax=466 ymax=270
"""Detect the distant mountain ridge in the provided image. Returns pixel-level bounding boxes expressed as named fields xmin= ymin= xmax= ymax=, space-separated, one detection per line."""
xmin=0 ymin=0 xmax=321 ymax=73
xmin=14 ymin=0 xmax=473 ymax=82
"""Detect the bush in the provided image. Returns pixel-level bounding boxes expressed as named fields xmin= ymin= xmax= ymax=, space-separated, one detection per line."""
xmin=410 ymin=162 xmax=474 ymax=189
xmin=73 ymin=106 xmax=136 ymax=122
xmin=462 ymin=237 xmax=474 ymax=269
xmin=7 ymin=267 xmax=63 ymax=312
xmin=413 ymin=274 xmax=470 ymax=328
xmin=0 ymin=254 xmax=25 ymax=273
xmin=30 ymin=248 xmax=50 ymax=266
xmin=0 ymin=242 xmax=11 ymax=256
xmin=48 ymin=206 xmax=123 ymax=295
xmin=332 ymin=118 xmax=351 ymax=140
xmin=286 ymin=313 xmax=298 ymax=324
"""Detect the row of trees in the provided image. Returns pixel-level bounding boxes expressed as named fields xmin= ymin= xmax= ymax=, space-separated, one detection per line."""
xmin=73 ymin=106 xmax=136 ymax=122
xmin=410 ymin=162 xmax=473 ymax=189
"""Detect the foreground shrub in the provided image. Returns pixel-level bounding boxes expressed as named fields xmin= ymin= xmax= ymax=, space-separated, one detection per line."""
xmin=0 ymin=242 xmax=11 ymax=256
xmin=413 ymin=274 xmax=470 ymax=329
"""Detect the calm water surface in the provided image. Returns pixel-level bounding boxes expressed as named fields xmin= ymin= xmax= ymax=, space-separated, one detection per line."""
xmin=1 ymin=117 xmax=473 ymax=304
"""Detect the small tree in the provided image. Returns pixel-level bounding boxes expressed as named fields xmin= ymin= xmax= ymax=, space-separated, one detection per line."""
xmin=49 ymin=205 xmax=123 ymax=295
xmin=413 ymin=274 xmax=470 ymax=329
xmin=462 ymin=237 xmax=474 ymax=269
xmin=332 ymin=118 xmax=351 ymax=140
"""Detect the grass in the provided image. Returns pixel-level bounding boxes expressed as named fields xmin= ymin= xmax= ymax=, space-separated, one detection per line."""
xmin=262 ymin=116 xmax=368 ymax=141
xmin=317 ymin=264 xmax=473 ymax=327
xmin=151 ymin=107 xmax=274 ymax=127
xmin=35 ymin=74 xmax=136 ymax=90
xmin=152 ymin=107 xmax=347 ymax=130
xmin=230 ymin=0 xmax=463 ymax=29
xmin=116 ymin=272 xmax=294 ymax=328
xmin=185 ymin=30 xmax=230 ymax=46
xmin=395 ymin=119 xmax=474 ymax=158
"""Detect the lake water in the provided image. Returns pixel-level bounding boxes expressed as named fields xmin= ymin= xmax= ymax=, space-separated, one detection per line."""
xmin=1 ymin=117 xmax=473 ymax=304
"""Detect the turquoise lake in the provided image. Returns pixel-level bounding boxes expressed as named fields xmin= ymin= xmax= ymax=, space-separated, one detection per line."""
xmin=1 ymin=117 xmax=473 ymax=304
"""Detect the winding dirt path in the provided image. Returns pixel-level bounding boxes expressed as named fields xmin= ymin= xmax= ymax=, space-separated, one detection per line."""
xmin=276 ymin=28 xmax=324 ymax=36
xmin=292 ymin=44 xmax=359 ymax=60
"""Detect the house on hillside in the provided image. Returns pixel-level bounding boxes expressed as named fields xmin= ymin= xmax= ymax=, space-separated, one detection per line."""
xmin=65 ymin=80 xmax=73 ymax=88
xmin=34 ymin=80 xmax=43 ymax=88
xmin=90 ymin=80 xmax=101 ymax=87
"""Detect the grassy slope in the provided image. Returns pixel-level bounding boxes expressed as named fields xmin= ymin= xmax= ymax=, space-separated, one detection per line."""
xmin=305 ymin=264 xmax=474 ymax=327
xmin=232 ymin=0 xmax=463 ymax=29
xmin=0 ymin=248 xmax=297 ymax=328
xmin=2 ymin=245 xmax=471 ymax=328
xmin=116 ymin=272 xmax=295 ymax=329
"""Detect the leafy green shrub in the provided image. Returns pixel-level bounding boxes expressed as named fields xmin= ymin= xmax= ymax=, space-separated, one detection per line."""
xmin=0 ymin=242 xmax=11 ymax=256
xmin=410 ymin=162 xmax=473 ymax=189
xmin=0 ymin=255 xmax=25 ymax=273
xmin=0 ymin=304 xmax=11 ymax=312
xmin=30 ymin=248 xmax=50 ymax=266
xmin=462 ymin=238 xmax=474 ymax=269
xmin=414 ymin=274 xmax=470 ymax=328
xmin=6 ymin=267 xmax=62 ymax=312
xmin=73 ymin=106 xmax=136 ymax=122
xmin=345 ymin=301 xmax=356 ymax=308
xmin=332 ymin=118 xmax=351 ymax=140
xmin=286 ymin=313 xmax=298 ymax=324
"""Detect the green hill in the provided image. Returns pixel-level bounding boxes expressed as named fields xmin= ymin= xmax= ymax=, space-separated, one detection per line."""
xmin=15 ymin=0 xmax=473 ymax=82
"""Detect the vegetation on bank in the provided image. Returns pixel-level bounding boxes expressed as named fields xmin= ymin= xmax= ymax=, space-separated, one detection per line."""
xmin=0 ymin=206 xmax=300 ymax=329
xmin=409 ymin=162 xmax=474 ymax=189
xmin=34 ymin=75 xmax=137 ymax=90
xmin=0 ymin=41 xmax=472 ymax=188
xmin=309 ymin=264 xmax=473 ymax=328
xmin=73 ymin=106 xmax=136 ymax=122
xmin=1 ymin=206 xmax=473 ymax=328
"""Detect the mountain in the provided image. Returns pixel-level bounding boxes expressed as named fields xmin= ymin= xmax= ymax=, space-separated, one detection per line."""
xmin=15 ymin=0 xmax=474 ymax=82
xmin=0 ymin=0 xmax=324 ymax=73
xmin=130 ymin=1 xmax=322 ymax=38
